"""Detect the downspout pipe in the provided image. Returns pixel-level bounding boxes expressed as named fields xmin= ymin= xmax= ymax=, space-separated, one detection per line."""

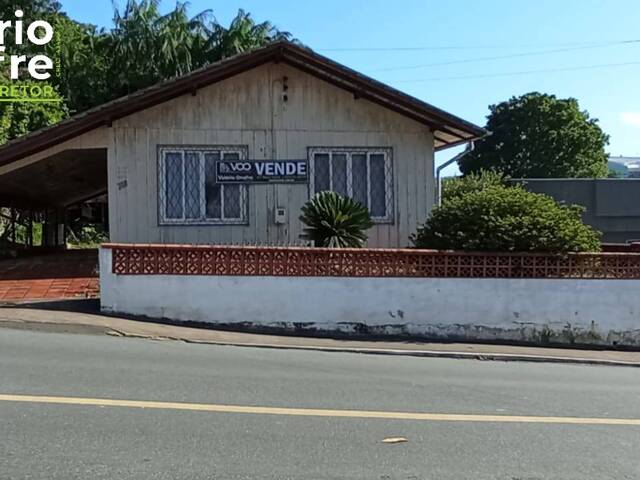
xmin=435 ymin=142 xmax=474 ymax=206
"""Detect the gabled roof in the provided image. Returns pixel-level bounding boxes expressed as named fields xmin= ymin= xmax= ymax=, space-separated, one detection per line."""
xmin=0 ymin=41 xmax=486 ymax=166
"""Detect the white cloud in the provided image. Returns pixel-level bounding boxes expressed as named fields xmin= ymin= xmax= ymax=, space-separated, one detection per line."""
xmin=620 ymin=112 xmax=640 ymax=128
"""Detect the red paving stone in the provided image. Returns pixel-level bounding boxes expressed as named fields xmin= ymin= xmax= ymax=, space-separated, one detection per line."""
xmin=0 ymin=250 xmax=99 ymax=302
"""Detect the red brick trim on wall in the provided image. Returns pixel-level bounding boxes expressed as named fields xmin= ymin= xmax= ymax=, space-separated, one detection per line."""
xmin=103 ymin=244 xmax=640 ymax=279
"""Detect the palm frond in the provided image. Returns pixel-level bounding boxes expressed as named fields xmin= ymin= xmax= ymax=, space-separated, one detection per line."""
xmin=300 ymin=192 xmax=373 ymax=248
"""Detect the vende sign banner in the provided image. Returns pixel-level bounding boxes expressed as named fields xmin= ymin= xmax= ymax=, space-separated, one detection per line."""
xmin=216 ymin=160 xmax=308 ymax=184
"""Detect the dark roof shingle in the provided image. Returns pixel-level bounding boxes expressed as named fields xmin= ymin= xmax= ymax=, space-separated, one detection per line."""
xmin=0 ymin=41 xmax=486 ymax=166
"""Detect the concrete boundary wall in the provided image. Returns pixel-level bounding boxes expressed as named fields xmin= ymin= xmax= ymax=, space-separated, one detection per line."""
xmin=100 ymin=248 xmax=640 ymax=347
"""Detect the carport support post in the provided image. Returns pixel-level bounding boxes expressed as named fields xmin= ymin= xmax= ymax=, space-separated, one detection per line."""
xmin=42 ymin=210 xmax=48 ymax=246
xmin=54 ymin=209 xmax=59 ymax=246
xmin=10 ymin=208 xmax=16 ymax=244
xmin=43 ymin=207 xmax=66 ymax=248
xmin=27 ymin=210 xmax=33 ymax=248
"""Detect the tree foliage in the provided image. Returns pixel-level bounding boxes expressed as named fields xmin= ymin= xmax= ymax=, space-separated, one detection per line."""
xmin=101 ymin=2 xmax=292 ymax=101
xmin=209 ymin=9 xmax=292 ymax=59
xmin=104 ymin=0 xmax=211 ymax=98
xmin=44 ymin=15 xmax=110 ymax=113
xmin=0 ymin=0 xmax=294 ymax=142
xmin=412 ymin=184 xmax=601 ymax=253
xmin=64 ymin=1 xmax=291 ymax=110
xmin=0 ymin=0 xmax=61 ymax=18
xmin=300 ymin=192 xmax=373 ymax=248
xmin=459 ymin=92 xmax=609 ymax=179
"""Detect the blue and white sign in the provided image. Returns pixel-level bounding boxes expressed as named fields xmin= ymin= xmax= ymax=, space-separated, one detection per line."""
xmin=216 ymin=160 xmax=308 ymax=184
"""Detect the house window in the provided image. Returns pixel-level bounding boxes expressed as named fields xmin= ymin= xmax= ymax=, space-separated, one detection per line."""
xmin=309 ymin=147 xmax=393 ymax=223
xmin=158 ymin=146 xmax=248 ymax=225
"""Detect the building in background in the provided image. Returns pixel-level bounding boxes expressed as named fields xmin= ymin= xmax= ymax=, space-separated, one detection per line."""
xmin=519 ymin=178 xmax=640 ymax=243
xmin=608 ymin=156 xmax=640 ymax=178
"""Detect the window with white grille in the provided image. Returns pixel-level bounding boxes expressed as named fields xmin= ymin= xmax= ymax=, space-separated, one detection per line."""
xmin=309 ymin=147 xmax=393 ymax=223
xmin=158 ymin=146 xmax=248 ymax=225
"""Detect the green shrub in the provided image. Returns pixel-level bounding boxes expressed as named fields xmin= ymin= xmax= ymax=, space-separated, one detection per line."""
xmin=300 ymin=191 xmax=373 ymax=248
xmin=442 ymin=170 xmax=507 ymax=202
xmin=412 ymin=184 xmax=601 ymax=252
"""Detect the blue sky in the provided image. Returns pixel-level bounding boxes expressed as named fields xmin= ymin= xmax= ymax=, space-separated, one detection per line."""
xmin=59 ymin=0 xmax=640 ymax=173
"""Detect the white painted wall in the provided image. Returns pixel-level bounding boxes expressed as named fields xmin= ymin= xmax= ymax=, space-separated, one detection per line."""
xmin=100 ymin=248 xmax=640 ymax=347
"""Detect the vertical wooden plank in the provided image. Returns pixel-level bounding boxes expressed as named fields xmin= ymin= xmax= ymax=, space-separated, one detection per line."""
xmin=204 ymin=127 xmax=230 ymax=245
xmin=395 ymin=130 xmax=410 ymax=249
xmin=240 ymin=129 xmax=254 ymax=245
xmin=106 ymin=126 xmax=119 ymax=242
xmin=145 ymin=128 xmax=161 ymax=244
xmin=114 ymin=127 xmax=133 ymax=243
xmin=402 ymin=133 xmax=419 ymax=248
xmin=285 ymin=130 xmax=308 ymax=245
xmin=181 ymin=128 xmax=203 ymax=245
xmin=228 ymin=129 xmax=244 ymax=246
xmin=424 ymin=129 xmax=436 ymax=214
xmin=413 ymin=131 xmax=428 ymax=232
xmin=252 ymin=130 xmax=268 ymax=245
xmin=132 ymin=127 xmax=148 ymax=243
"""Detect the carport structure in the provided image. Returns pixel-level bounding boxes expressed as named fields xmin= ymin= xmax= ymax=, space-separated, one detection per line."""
xmin=0 ymin=128 xmax=108 ymax=249
xmin=0 ymin=127 xmax=107 ymax=301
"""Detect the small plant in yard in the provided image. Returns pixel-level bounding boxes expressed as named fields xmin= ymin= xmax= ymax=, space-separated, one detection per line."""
xmin=411 ymin=184 xmax=601 ymax=253
xmin=300 ymin=191 xmax=373 ymax=248
xmin=66 ymin=223 xmax=109 ymax=249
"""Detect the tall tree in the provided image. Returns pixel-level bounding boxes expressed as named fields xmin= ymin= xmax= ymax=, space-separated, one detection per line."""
xmin=0 ymin=0 xmax=61 ymax=18
xmin=208 ymin=9 xmax=292 ymax=59
xmin=103 ymin=1 xmax=292 ymax=101
xmin=105 ymin=0 xmax=211 ymax=98
xmin=45 ymin=15 xmax=110 ymax=113
xmin=459 ymin=92 xmax=609 ymax=178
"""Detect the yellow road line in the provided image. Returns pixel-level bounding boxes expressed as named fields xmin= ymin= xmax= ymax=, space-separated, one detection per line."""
xmin=1 ymin=394 xmax=639 ymax=426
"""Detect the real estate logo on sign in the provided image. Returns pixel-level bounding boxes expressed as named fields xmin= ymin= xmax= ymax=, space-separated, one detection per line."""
xmin=0 ymin=9 xmax=61 ymax=103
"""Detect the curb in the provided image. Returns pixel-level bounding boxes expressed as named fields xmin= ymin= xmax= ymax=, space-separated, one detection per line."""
xmin=105 ymin=329 xmax=640 ymax=368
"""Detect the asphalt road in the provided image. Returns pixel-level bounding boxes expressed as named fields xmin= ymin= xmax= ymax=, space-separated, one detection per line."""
xmin=1 ymin=327 xmax=640 ymax=480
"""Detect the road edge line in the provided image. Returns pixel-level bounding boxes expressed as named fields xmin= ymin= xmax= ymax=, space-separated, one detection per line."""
xmin=110 ymin=328 xmax=640 ymax=368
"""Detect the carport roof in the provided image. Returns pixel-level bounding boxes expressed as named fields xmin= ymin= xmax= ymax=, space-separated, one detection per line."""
xmin=0 ymin=148 xmax=107 ymax=208
xmin=0 ymin=41 xmax=486 ymax=168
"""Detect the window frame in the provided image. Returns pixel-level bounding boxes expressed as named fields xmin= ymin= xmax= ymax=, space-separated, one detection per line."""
xmin=157 ymin=145 xmax=249 ymax=226
xmin=308 ymin=147 xmax=394 ymax=224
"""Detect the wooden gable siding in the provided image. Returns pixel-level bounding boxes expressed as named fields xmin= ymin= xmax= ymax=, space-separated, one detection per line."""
xmin=109 ymin=63 xmax=434 ymax=247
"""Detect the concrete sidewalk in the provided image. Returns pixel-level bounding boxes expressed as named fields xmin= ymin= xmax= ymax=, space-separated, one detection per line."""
xmin=1 ymin=303 xmax=640 ymax=367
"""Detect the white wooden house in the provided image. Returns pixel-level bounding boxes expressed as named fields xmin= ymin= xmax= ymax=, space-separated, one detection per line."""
xmin=0 ymin=41 xmax=485 ymax=248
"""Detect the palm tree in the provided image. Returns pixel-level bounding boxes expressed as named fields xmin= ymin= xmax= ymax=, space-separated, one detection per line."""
xmin=107 ymin=0 xmax=210 ymax=96
xmin=300 ymin=192 xmax=374 ymax=248
xmin=208 ymin=9 xmax=292 ymax=59
xmin=154 ymin=2 xmax=213 ymax=78
xmin=104 ymin=2 xmax=292 ymax=99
